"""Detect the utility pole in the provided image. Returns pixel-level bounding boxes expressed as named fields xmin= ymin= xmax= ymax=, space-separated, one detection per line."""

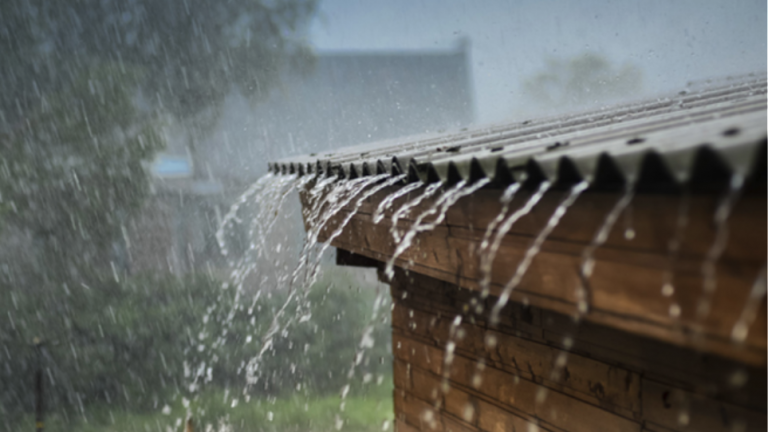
xmin=33 ymin=337 xmax=44 ymax=432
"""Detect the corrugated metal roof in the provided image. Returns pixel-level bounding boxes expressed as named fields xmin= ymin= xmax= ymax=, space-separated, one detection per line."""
xmin=269 ymin=76 xmax=767 ymax=190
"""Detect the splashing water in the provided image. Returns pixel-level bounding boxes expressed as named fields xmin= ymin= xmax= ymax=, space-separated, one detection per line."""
xmin=232 ymin=174 xmax=310 ymax=289
xmin=577 ymin=186 xmax=635 ymax=317
xmin=304 ymin=174 xmax=400 ymax=289
xmin=440 ymin=315 xmax=463 ymax=389
xmin=216 ymin=172 xmax=274 ymax=257
xmin=289 ymin=176 xmax=368 ymax=289
xmin=697 ymin=174 xmax=745 ymax=319
xmin=244 ymin=173 xmax=395 ymax=389
xmin=341 ymin=285 xmax=389 ymax=409
xmin=477 ymin=183 xmax=522 ymax=258
xmin=479 ymin=181 xmax=551 ymax=298
xmin=190 ymin=173 xmax=306 ymax=394
xmin=661 ymin=193 xmax=691 ymax=319
xmin=731 ymin=266 xmax=767 ymax=343
xmin=390 ymin=182 xmax=443 ymax=243
xmin=372 ymin=181 xmax=424 ymax=224
xmin=490 ymin=181 xmax=589 ymax=325
xmin=384 ymin=178 xmax=491 ymax=279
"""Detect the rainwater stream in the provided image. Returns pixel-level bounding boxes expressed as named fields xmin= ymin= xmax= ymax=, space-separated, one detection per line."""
xmin=192 ymin=167 xmax=761 ymax=430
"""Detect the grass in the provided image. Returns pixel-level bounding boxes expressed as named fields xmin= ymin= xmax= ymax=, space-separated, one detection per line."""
xmin=6 ymin=386 xmax=393 ymax=432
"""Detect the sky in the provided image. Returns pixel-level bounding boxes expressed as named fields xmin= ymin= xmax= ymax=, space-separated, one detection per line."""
xmin=309 ymin=0 xmax=767 ymax=124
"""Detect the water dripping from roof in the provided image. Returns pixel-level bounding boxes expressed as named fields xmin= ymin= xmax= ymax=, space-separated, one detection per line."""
xmin=697 ymin=173 xmax=745 ymax=319
xmin=731 ymin=266 xmax=767 ymax=344
xmin=304 ymin=173 xmax=394 ymax=288
xmin=661 ymin=193 xmax=691 ymax=320
xmin=244 ymin=173 xmax=391 ymax=391
xmin=389 ymin=182 xmax=443 ymax=244
xmin=577 ymin=185 xmax=635 ymax=317
xmin=490 ymin=181 xmax=589 ymax=326
xmin=479 ymin=181 xmax=551 ymax=299
xmin=372 ymin=181 xmax=423 ymax=224
xmin=384 ymin=178 xmax=490 ymax=280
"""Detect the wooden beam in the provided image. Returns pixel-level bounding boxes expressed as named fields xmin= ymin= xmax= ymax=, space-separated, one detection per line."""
xmin=307 ymin=183 xmax=766 ymax=364
xmin=390 ymin=268 xmax=766 ymax=431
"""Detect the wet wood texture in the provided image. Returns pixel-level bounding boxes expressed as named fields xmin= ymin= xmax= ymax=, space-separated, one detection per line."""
xmin=389 ymin=269 xmax=767 ymax=432
xmin=304 ymin=184 xmax=767 ymax=365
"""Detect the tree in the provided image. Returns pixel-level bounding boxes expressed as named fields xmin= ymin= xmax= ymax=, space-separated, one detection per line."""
xmin=522 ymin=52 xmax=643 ymax=110
xmin=0 ymin=0 xmax=317 ymax=279
xmin=0 ymin=0 xmax=317 ymax=422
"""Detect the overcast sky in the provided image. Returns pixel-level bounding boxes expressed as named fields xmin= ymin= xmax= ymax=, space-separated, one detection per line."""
xmin=309 ymin=0 xmax=767 ymax=123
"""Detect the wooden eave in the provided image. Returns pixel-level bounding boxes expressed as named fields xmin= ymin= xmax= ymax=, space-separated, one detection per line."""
xmin=308 ymin=185 xmax=766 ymax=366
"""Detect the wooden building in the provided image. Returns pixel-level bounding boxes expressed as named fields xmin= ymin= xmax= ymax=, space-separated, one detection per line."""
xmin=270 ymin=76 xmax=767 ymax=431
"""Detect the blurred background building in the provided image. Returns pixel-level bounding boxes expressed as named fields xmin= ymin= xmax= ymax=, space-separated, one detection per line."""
xmin=129 ymin=42 xmax=475 ymax=274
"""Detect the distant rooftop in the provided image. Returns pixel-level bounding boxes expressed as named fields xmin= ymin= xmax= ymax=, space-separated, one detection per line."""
xmin=200 ymin=44 xmax=475 ymax=184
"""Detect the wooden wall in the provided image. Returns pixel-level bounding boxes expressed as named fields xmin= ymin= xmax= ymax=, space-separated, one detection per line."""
xmin=316 ymin=187 xmax=766 ymax=366
xmin=312 ymin=181 xmax=766 ymax=430
xmin=387 ymin=267 xmax=767 ymax=432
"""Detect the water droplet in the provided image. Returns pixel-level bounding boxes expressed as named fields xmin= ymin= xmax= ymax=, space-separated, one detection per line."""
xmin=485 ymin=334 xmax=498 ymax=349
xmin=669 ymin=304 xmax=681 ymax=318
xmin=463 ymin=403 xmax=475 ymax=421
xmin=729 ymin=370 xmax=748 ymax=388
xmin=472 ymin=373 xmax=483 ymax=388
xmin=731 ymin=323 xmax=749 ymax=343
xmin=535 ymin=387 xmax=548 ymax=404
xmin=555 ymin=352 xmax=568 ymax=367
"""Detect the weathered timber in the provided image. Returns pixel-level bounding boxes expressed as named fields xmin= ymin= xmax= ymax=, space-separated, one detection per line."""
xmin=307 ymin=185 xmax=766 ymax=364
xmin=390 ymin=267 xmax=766 ymax=432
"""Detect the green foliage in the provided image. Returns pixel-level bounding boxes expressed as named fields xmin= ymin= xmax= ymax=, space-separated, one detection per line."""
xmin=0 ymin=269 xmax=393 ymax=430
xmin=0 ymin=62 xmax=163 ymax=279
xmin=6 ymin=391 xmax=393 ymax=432
xmin=0 ymin=0 xmax=317 ymax=131
xmin=522 ymin=52 xmax=643 ymax=109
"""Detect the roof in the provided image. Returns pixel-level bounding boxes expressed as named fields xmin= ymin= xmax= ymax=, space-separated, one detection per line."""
xmin=269 ymin=75 xmax=767 ymax=191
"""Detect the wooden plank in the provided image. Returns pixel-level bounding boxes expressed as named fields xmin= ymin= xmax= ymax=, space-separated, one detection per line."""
xmin=392 ymin=303 xmax=642 ymax=419
xmin=325 ymin=210 xmax=766 ymax=363
xmin=641 ymin=378 xmax=767 ymax=432
xmin=540 ymin=309 xmax=767 ymax=412
xmin=393 ymin=333 xmax=642 ymax=432
xmin=394 ymin=354 xmax=412 ymax=391
xmin=392 ymin=268 xmax=766 ymax=412
xmin=396 ymin=418 xmax=422 ymax=432
xmin=475 ymin=398 xmax=545 ymax=432
xmin=394 ymin=388 xmax=440 ymax=431
xmin=442 ymin=415 xmax=479 ymax=432
xmin=394 ymin=357 xmax=482 ymax=432
xmin=411 ymin=365 xmax=443 ymax=405
xmin=350 ymin=186 xmax=766 ymax=264
xmin=443 ymin=384 xmax=479 ymax=426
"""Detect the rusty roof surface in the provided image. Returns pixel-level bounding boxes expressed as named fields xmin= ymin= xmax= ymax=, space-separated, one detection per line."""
xmin=269 ymin=75 xmax=767 ymax=190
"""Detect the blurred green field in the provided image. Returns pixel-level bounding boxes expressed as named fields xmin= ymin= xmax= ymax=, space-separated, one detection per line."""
xmin=9 ymin=386 xmax=393 ymax=432
xmin=2 ymin=267 xmax=393 ymax=432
